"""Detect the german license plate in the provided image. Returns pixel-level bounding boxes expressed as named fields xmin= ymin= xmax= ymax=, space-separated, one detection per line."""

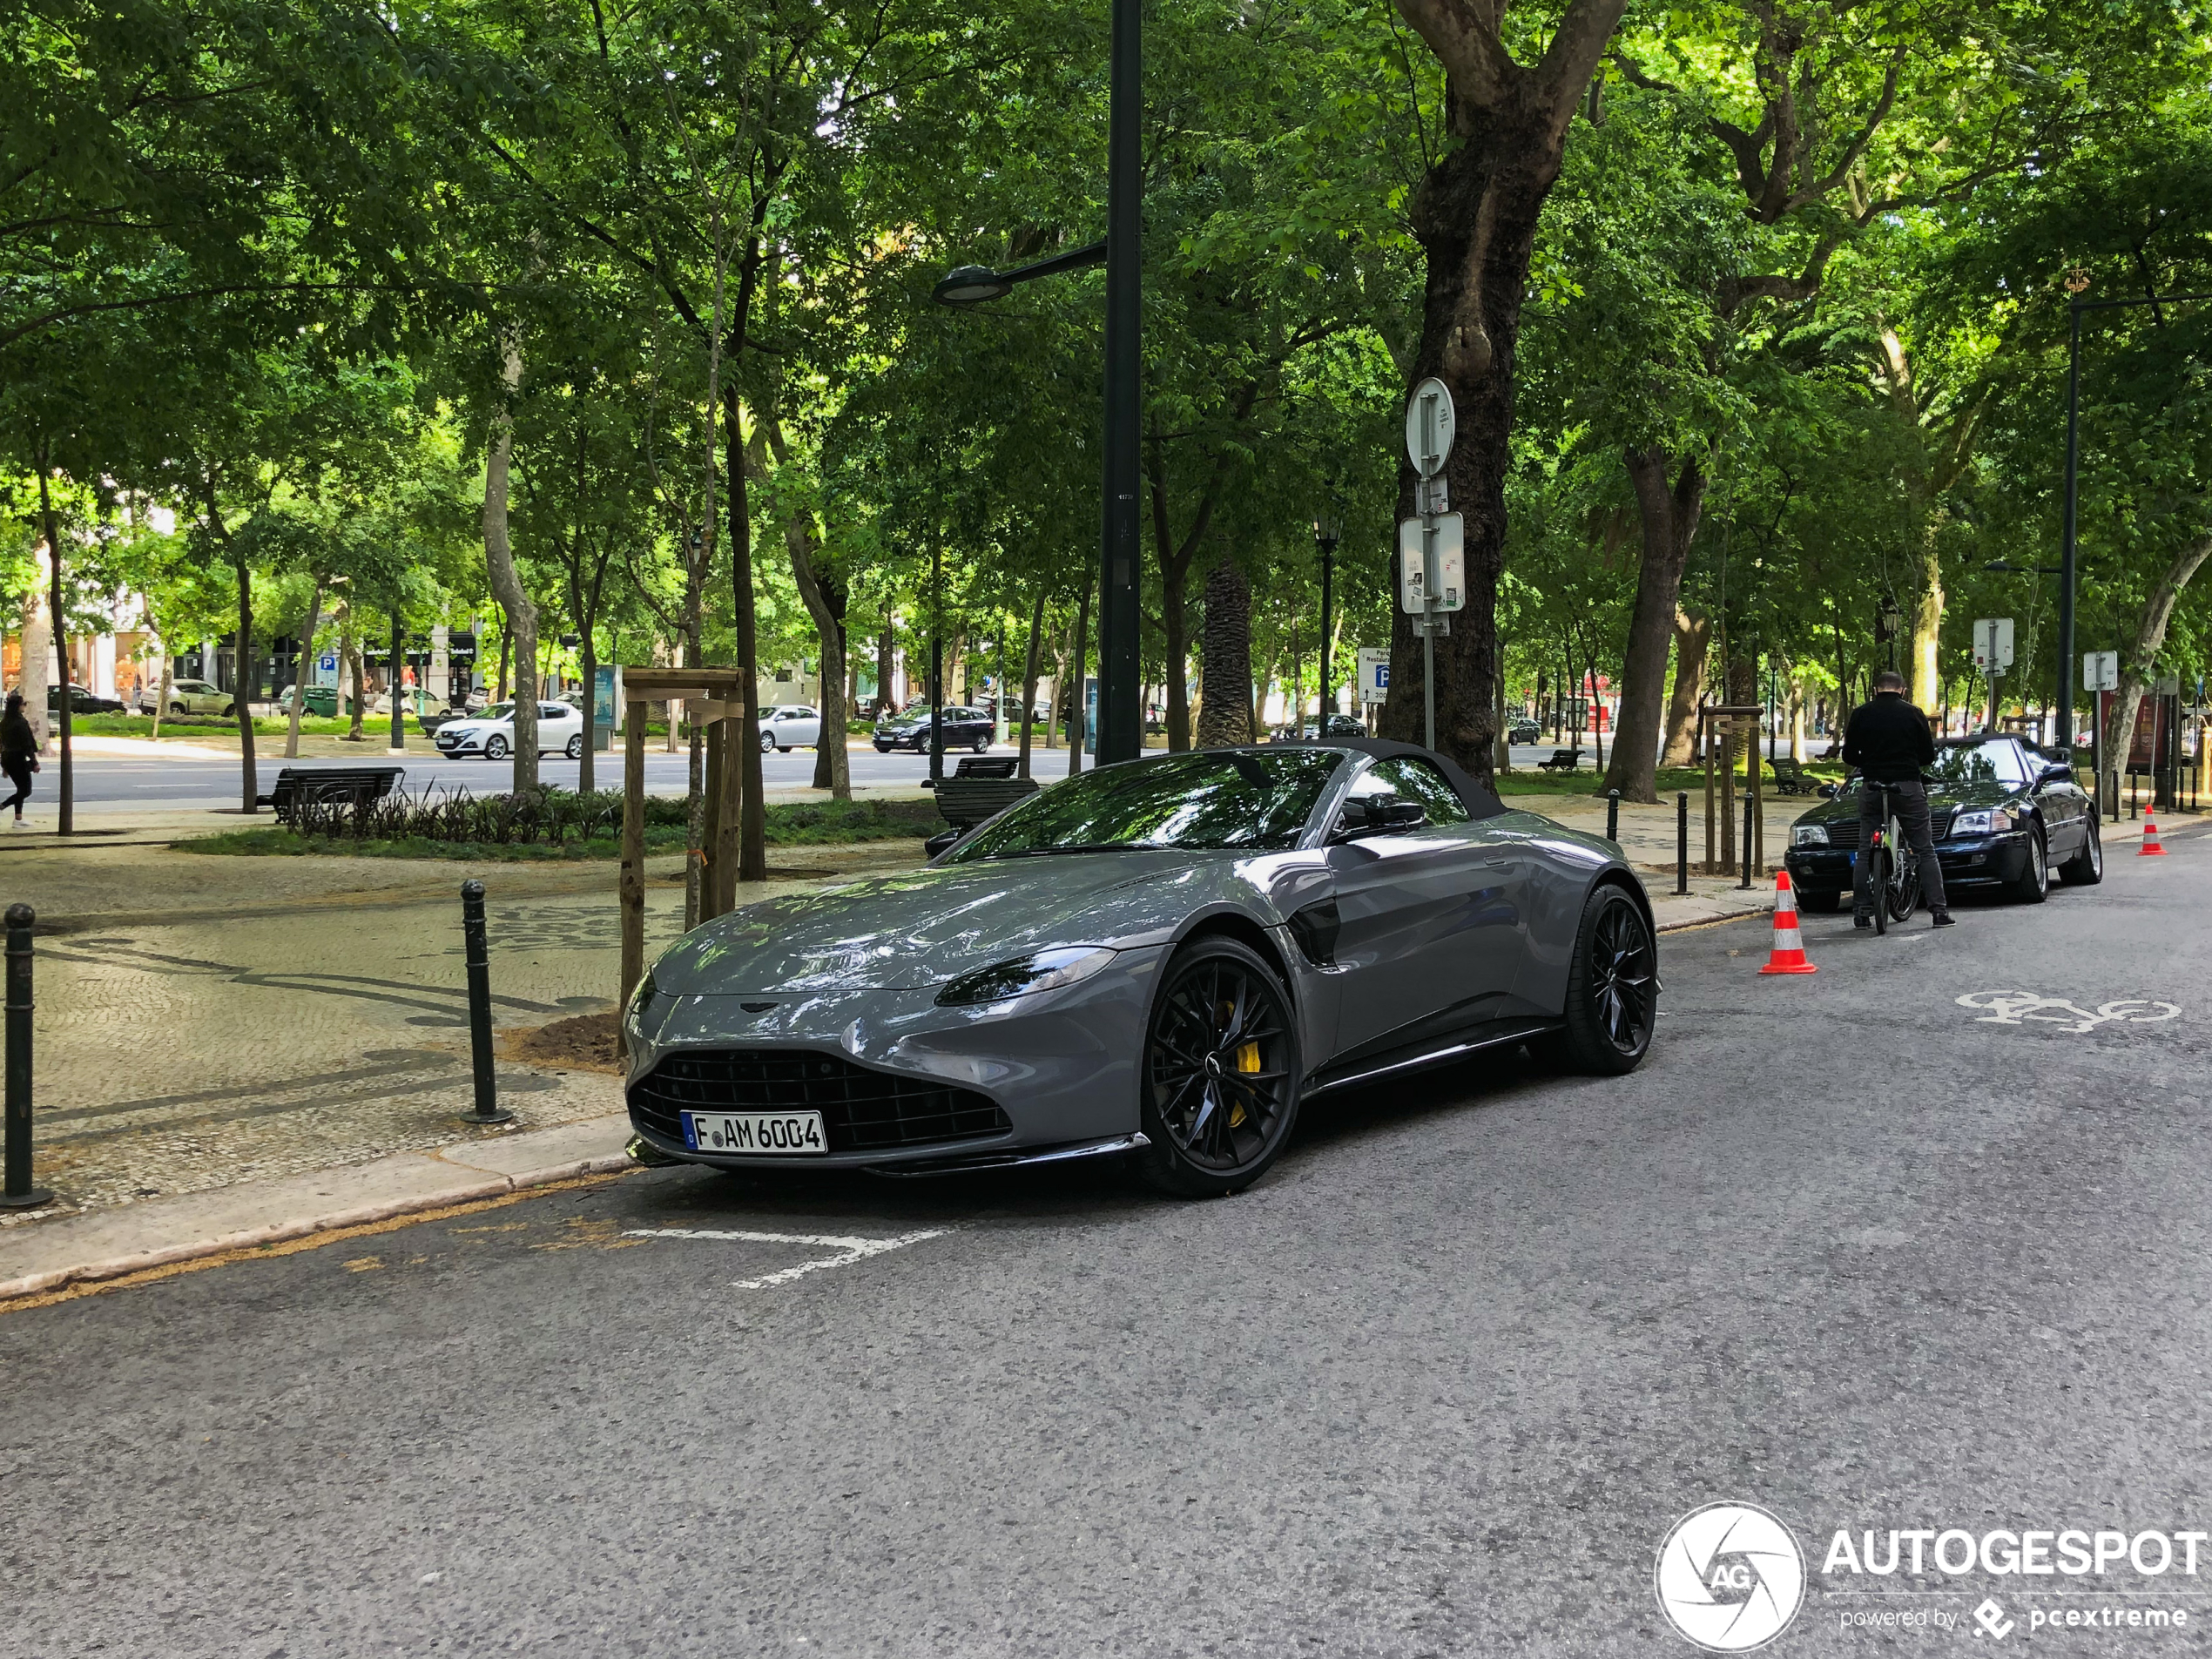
xmin=682 ymin=1110 xmax=827 ymax=1157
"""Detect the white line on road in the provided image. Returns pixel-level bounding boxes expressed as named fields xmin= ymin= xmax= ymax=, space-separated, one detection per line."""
xmin=624 ymin=1225 xmax=955 ymax=1289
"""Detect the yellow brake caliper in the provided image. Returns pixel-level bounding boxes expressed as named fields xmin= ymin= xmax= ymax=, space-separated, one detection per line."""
xmin=1228 ymin=1041 xmax=1260 ymax=1127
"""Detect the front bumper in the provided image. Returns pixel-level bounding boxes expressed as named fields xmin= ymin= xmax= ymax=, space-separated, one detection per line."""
xmin=624 ymin=948 xmax=1166 ymax=1172
xmin=1784 ymin=832 xmax=2034 ymax=893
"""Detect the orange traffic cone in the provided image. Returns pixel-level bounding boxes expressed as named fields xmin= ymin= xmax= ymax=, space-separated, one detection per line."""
xmin=2140 ymin=809 xmax=2167 ymax=856
xmin=1759 ymin=869 xmax=1818 ymax=974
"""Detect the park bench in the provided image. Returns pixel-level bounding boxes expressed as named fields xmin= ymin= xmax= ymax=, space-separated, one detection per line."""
xmin=921 ymin=759 xmax=1042 ymax=856
xmin=1535 ymin=747 xmax=1584 ymax=772
xmin=257 ymin=765 xmax=407 ymax=826
xmin=1768 ymin=756 xmax=1820 ymax=796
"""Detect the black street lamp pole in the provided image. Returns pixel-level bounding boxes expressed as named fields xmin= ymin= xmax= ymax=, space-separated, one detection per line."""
xmin=1094 ymin=0 xmax=1142 ymax=765
xmin=1312 ymin=511 xmax=1340 ymax=730
xmin=2056 ymin=293 xmax=2083 ymax=752
xmin=934 ymin=0 xmax=1141 ymax=765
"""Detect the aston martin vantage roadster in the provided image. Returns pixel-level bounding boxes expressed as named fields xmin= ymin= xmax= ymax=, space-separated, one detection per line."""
xmin=624 ymin=738 xmax=1657 ymax=1197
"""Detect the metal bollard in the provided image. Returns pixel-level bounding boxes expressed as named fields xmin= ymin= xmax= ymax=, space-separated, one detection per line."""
xmin=3 ymin=903 xmax=51 ymax=1208
xmin=2129 ymin=772 xmax=2138 ymax=819
xmin=1739 ymin=794 xmax=1755 ymax=889
xmin=1606 ymin=788 xmax=1620 ymax=845
xmin=461 ymin=880 xmax=514 ymax=1126
xmin=1676 ymin=792 xmax=1689 ymax=894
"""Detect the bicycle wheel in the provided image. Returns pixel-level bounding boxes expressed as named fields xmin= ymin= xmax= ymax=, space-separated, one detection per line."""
xmin=1886 ymin=819 xmax=1921 ymax=923
xmin=1872 ymin=845 xmax=1890 ymax=934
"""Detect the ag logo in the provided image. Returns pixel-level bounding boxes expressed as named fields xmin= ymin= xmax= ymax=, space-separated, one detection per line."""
xmin=1655 ymin=1502 xmax=1806 ymax=1652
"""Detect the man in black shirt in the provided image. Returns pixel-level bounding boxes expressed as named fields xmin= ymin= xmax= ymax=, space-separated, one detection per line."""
xmin=1841 ymin=671 xmax=1952 ymax=927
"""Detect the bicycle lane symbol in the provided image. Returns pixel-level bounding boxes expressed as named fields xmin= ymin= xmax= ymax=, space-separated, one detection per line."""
xmin=1956 ymin=990 xmax=2183 ymax=1035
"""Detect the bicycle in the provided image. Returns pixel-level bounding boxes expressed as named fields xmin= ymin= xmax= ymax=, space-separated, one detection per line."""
xmin=1858 ymin=777 xmax=1922 ymax=934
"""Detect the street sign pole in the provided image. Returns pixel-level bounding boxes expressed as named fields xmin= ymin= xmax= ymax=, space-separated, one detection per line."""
xmin=1406 ymin=377 xmax=1456 ymax=752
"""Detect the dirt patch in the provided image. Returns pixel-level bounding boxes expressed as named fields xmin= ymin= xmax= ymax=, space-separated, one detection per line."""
xmin=503 ymin=1012 xmax=624 ymax=1074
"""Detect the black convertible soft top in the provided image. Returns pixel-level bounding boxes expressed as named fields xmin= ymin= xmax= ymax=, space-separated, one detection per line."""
xmin=1280 ymin=736 xmax=1509 ymax=822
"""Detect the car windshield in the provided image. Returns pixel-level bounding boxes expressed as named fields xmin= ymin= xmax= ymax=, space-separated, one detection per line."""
xmin=949 ymin=750 xmax=1345 ymax=861
xmin=1927 ymin=742 xmax=2031 ymax=787
xmin=477 ymin=703 xmax=513 ymax=720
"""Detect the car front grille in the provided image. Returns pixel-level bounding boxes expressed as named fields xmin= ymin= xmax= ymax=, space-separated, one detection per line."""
xmin=629 ymin=1049 xmax=1010 ymax=1153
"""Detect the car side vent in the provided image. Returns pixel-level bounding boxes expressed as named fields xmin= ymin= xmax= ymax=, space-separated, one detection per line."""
xmin=1288 ymin=898 xmax=1340 ymax=967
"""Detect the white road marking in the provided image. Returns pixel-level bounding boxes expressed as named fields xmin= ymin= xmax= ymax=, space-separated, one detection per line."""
xmin=1956 ymin=990 xmax=2182 ymax=1035
xmin=624 ymin=1225 xmax=955 ymax=1289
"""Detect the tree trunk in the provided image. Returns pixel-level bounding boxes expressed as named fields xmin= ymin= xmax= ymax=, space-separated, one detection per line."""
xmin=37 ymin=454 xmax=71 ymax=829
xmin=875 ymin=622 xmax=894 ymax=721
xmin=1908 ymin=511 xmax=1946 ymax=710
xmin=1158 ymin=567 xmax=1191 ymax=751
xmin=1606 ymin=447 xmax=1705 ymax=800
xmin=1018 ymin=586 xmax=1044 ymax=779
xmin=482 ymin=342 xmax=539 ymax=792
xmin=724 ymin=382 xmax=765 ymax=880
xmin=285 ymin=577 xmax=324 ymax=760
xmin=1660 ymin=605 xmax=1710 ymax=766
xmin=2102 ymin=533 xmax=2212 ymax=770
xmin=19 ymin=548 xmax=51 ymax=752
xmin=1375 ymin=0 xmax=1626 ymax=779
xmin=1067 ymin=581 xmax=1091 ymax=774
xmin=233 ymin=546 xmax=257 ymax=813
xmin=577 ymin=629 xmax=598 ymax=793
xmin=347 ymin=628 xmax=367 ymax=738
xmin=1195 ymin=557 xmax=1253 ymax=748
xmin=751 ymin=424 xmax=850 ymax=801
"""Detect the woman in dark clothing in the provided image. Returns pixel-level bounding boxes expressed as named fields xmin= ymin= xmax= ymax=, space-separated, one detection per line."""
xmin=0 ymin=692 xmax=37 ymax=826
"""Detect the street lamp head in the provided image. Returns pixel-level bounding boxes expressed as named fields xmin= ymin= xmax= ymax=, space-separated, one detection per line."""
xmin=2064 ymin=267 xmax=2092 ymax=295
xmin=1312 ymin=512 xmax=1341 ymax=550
xmin=934 ymin=265 xmax=1014 ymax=307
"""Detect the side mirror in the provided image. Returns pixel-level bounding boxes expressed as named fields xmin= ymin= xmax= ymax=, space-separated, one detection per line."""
xmin=2038 ymin=764 xmax=2072 ymax=786
xmin=1817 ymin=783 xmax=1838 ymax=799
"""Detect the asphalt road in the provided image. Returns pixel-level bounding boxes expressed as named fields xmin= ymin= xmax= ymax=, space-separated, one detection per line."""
xmin=8 ymin=830 xmax=2206 ymax=1656
xmin=61 ymin=741 xmax=1619 ymax=807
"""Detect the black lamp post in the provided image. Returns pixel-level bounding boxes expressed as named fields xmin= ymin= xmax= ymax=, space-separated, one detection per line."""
xmin=1312 ymin=509 xmax=1340 ymax=730
xmin=934 ymin=0 xmax=1141 ymax=765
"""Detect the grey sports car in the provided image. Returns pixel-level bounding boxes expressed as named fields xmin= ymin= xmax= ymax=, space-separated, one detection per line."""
xmin=624 ymin=738 xmax=1657 ymax=1197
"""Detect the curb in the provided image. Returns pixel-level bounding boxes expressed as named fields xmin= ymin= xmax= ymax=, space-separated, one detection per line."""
xmin=0 ymin=1150 xmax=637 ymax=1304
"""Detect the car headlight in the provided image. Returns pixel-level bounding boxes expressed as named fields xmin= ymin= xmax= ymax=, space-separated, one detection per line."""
xmin=1791 ymin=824 xmax=1829 ymax=846
xmin=936 ymin=947 xmax=1117 ymax=1007
xmin=626 ymin=967 xmax=673 ymax=1040
xmin=1952 ymin=808 xmax=2013 ymax=835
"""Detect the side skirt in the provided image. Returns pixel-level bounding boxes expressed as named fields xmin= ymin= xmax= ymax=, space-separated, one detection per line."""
xmin=1304 ymin=1018 xmax=1561 ymax=1100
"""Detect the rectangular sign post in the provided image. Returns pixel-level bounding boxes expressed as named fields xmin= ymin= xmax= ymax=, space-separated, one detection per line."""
xmin=1357 ymin=648 xmax=1389 ymax=707
xmin=1973 ymin=618 xmax=2015 ymax=732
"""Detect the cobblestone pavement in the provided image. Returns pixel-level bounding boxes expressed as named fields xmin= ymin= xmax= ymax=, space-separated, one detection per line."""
xmin=0 ymin=840 xmax=926 ymax=1224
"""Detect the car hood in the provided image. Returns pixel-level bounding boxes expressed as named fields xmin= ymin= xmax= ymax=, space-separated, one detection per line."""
xmin=1796 ymin=776 xmax=2022 ymax=826
xmin=650 ymin=850 xmax=1252 ymax=994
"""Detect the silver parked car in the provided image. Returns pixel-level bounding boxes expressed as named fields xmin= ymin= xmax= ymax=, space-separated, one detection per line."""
xmin=624 ymin=738 xmax=1657 ymax=1197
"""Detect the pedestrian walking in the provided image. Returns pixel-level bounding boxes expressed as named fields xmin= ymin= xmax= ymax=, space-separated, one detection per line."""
xmin=0 ymin=692 xmax=38 ymax=828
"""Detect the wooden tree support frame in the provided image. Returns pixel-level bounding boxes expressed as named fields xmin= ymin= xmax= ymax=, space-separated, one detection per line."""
xmin=1698 ymin=705 xmax=1765 ymax=877
xmin=616 ymin=666 xmax=747 ymax=1044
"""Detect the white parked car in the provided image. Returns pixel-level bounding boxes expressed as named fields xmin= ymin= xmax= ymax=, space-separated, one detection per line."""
xmin=759 ymin=705 xmax=822 ymax=752
xmin=433 ymin=699 xmax=586 ymax=760
xmin=138 ymin=678 xmax=233 ymax=716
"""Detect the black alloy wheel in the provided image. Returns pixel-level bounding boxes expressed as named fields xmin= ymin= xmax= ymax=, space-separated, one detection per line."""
xmin=1138 ymin=936 xmax=1301 ymax=1197
xmin=2060 ymin=817 xmax=2103 ymax=886
xmin=1545 ymin=884 xmax=1656 ymax=1076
